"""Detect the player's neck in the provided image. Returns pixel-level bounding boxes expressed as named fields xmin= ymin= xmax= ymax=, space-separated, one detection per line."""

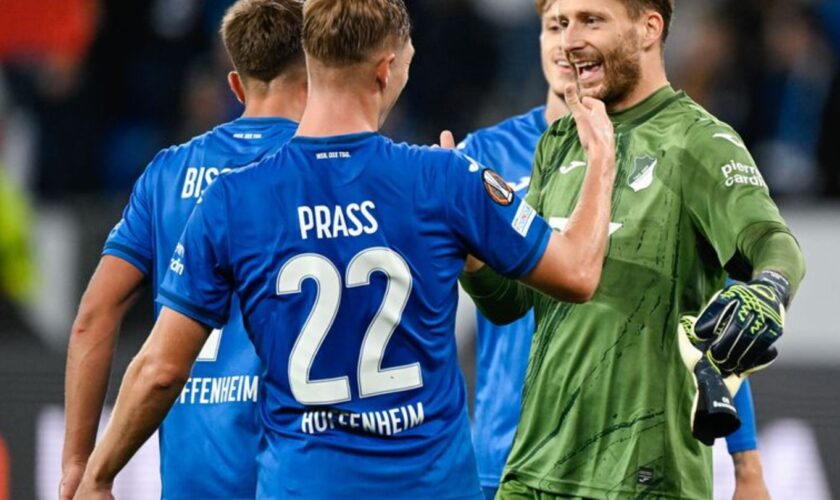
xmin=607 ymin=60 xmax=669 ymax=113
xmin=296 ymin=87 xmax=380 ymax=137
xmin=545 ymin=90 xmax=569 ymax=125
xmin=241 ymin=79 xmax=307 ymax=122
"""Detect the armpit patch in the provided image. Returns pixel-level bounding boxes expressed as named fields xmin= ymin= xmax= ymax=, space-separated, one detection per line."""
xmin=482 ymin=169 xmax=514 ymax=206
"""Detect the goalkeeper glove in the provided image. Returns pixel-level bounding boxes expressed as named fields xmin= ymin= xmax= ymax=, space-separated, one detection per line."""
xmin=677 ymin=315 xmax=740 ymax=446
xmin=694 ymin=271 xmax=789 ymax=376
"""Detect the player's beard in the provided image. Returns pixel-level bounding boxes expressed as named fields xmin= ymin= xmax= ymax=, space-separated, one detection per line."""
xmin=593 ymin=29 xmax=642 ymax=106
xmin=563 ymin=29 xmax=643 ymax=107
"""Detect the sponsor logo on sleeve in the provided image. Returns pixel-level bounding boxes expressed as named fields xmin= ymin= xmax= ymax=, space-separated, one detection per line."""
xmin=512 ymin=201 xmax=537 ymax=237
xmin=482 ymin=168 xmax=514 ymax=206
xmin=169 ymin=243 xmax=185 ymax=276
xmin=720 ymin=160 xmax=767 ymax=188
xmin=628 ymin=155 xmax=657 ymax=192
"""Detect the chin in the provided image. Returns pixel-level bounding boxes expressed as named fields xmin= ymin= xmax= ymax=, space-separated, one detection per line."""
xmin=579 ymin=84 xmax=605 ymax=99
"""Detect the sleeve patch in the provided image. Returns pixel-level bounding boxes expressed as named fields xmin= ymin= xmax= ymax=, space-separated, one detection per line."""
xmin=482 ymin=168 xmax=514 ymax=206
xmin=512 ymin=200 xmax=537 ymax=237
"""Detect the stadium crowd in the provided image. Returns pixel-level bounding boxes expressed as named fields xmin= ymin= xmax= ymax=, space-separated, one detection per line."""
xmin=0 ymin=0 xmax=839 ymax=204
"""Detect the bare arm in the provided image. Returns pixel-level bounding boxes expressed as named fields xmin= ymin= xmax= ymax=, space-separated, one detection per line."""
xmin=732 ymin=450 xmax=770 ymax=500
xmin=74 ymin=308 xmax=210 ymax=497
xmin=521 ymin=84 xmax=616 ymax=302
xmin=61 ymin=256 xmax=144 ymax=499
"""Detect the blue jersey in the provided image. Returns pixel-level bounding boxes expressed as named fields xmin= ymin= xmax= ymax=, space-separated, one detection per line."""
xmin=158 ymin=132 xmax=552 ymax=499
xmin=104 ymin=117 xmax=298 ymax=499
xmin=459 ymin=107 xmax=758 ymax=488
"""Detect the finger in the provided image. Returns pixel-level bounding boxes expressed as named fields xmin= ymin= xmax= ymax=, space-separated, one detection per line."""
xmin=438 ymin=130 xmax=456 ymax=149
xmin=580 ymin=96 xmax=605 ymax=113
xmin=564 ymin=83 xmax=582 ymax=112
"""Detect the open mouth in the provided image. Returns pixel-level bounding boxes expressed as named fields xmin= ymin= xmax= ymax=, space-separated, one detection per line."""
xmin=554 ymin=58 xmax=575 ymax=77
xmin=574 ymin=61 xmax=604 ymax=83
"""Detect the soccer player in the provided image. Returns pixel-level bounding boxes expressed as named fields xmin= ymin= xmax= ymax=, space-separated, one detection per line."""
xmin=71 ymin=0 xmax=622 ymax=497
xmin=60 ymin=1 xmax=307 ymax=498
xmin=458 ymin=1 xmax=770 ymax=498
xmin=460 ymin=0 xmax=805 ymax=498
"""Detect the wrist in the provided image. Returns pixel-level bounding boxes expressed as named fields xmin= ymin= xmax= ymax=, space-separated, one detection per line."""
xmin=732 ymin=450 xmax=764 ymax=480
xmin=62 ymin=453 xmax=89 ymax=472
xmin=750 ymin=270 xmax=791 ymax=307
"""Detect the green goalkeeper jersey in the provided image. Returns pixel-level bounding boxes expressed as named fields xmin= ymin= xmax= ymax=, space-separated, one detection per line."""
xmin=488 ymin=86 xmax=794 ymax=499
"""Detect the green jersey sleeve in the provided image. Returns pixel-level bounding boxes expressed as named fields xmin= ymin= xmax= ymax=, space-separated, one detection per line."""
xmin=680 ymin=123 xmax=793 ymax=280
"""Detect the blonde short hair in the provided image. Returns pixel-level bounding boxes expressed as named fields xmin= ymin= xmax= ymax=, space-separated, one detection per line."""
xmin=303 ymin=0 xmax=411 ymax=66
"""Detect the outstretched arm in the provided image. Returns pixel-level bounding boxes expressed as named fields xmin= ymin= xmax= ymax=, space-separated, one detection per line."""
xmin=73 ymin=308 xmax=210 ymax=498
xmin=61 ymin=256 xmax=144 ymax=500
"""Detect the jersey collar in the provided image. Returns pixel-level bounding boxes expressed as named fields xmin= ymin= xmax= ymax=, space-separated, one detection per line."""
xmin=291 ymin=131 xmax=379 ymax=145
xmin=609 ymin=85 xmax=682 ymax=132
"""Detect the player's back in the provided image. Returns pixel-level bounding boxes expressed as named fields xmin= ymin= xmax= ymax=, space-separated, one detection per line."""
xmin=105 ymin=116 xmax=297 ymax=499
xmin=161 ymin=131 xmax=552 ymax=498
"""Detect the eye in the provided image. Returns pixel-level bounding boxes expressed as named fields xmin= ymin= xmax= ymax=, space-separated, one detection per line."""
xmin=558 ymin=18 xmax=569 ymax=29
xmin=585 ymin=16 xmax=601 ymax=26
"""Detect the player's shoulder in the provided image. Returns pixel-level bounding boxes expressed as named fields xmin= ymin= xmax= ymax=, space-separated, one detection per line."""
xmin=459 ymin=106 xmax=546 ymax=151
xmin=384 ymin=136 xmax=467 ymax=167
xmin=668 ymin=93 xmax=745 ymax=148
xmin=142 ymin=125 xmax=224 ymax=180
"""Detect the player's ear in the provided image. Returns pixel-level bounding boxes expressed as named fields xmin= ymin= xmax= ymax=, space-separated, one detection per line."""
xmin=228 ymin=71 xmax=247 ymax=105
xmin=640 ymin=11 xmax=665 ymax=50
xmin=375 ymin=53 xmax=397 ymax=92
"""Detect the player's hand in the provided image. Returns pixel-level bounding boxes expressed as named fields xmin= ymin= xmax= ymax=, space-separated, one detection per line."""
xmin=438 ymin=130 xmax=456 ymax=149
xmin=564 ymin=83 xmax=615 ymax=162
xmin=732 ymin=450 xmax=770 ymax=500
xmin=695 ymin=271 xmax=789 ymax=376
xmin=71 ymin=475 xmax=114 ymax=500
xmin=59 ymin=461 xmax=86 ymax=500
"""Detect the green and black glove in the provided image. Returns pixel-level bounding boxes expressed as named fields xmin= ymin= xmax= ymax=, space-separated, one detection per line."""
xmin=695 ymin=271 xmax=789 ymax=376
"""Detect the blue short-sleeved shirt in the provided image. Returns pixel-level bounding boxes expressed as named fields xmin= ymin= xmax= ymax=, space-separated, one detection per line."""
xmin=104 ymin=117 xmax=297 ymax=499
xmin=158 ymin=132 xmax=552 ymax=499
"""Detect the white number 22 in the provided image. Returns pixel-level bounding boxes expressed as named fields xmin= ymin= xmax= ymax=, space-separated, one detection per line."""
xmin=277 ymin=248 xmax=422 ymax=405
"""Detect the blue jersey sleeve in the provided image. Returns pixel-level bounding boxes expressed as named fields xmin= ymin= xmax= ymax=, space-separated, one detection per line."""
xmin=726 ymin=378 xmax=758 ymax=453
xmin=445 ymin=152 xmax=551 ymax=278
xmin=156 ymin=180 xmax=233 ymax=329
xmin=102 ymin=162 xmax=156 ymax=275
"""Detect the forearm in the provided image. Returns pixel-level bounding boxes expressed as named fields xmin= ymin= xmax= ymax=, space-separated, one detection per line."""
xmin=62 ymin=257 xmax=144 ymax=472
xmin=62 ymin=315 xmax=120 ymax=469
xmin=460 ymin=265 xmax=532 ymax=324
xmin=84 ymin=351 xmax=189 ymax=485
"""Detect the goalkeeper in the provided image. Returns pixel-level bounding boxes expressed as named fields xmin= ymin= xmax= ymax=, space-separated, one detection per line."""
xmin=460 ymin=0 xmax=805 ymax=498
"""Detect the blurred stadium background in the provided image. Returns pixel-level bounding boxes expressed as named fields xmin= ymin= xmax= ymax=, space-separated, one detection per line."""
xmin=0 ymin=0 xmax=838 ymax=498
